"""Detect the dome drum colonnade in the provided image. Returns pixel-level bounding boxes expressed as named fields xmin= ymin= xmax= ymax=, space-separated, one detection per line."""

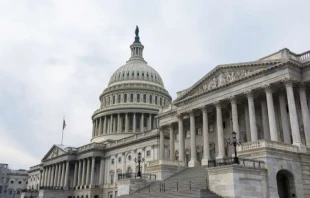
xmin=158 ymin=78 xmax=310 ymax=167
xmin=91 ymin=26 xmax=171 ymax=142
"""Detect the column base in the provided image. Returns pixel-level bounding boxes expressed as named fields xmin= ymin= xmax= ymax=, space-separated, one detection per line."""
xmin=293 ymin=142 xmax=307 ymax=153
xmin=201 ymin=158 xmax=209 ymax=166
xmin=188 ymin=160 xmax=200 ymax=167
xmin=216 ymin=155 xmax=225 ymax=160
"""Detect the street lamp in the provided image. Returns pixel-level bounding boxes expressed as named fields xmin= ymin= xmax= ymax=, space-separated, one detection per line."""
xmin=30 ymin=187 xmax=33 ymax=198
xmin=134 ymin=152 xmax=145 ymax=177
xmin=227 ymin=132 xmax=242 ymax=164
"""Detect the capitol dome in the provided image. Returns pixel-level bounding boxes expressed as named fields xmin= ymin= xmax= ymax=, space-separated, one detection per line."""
xmin=91 ymin=26 xmax=171 ymax=143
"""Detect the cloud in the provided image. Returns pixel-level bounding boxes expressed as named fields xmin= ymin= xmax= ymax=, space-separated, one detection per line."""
xmin=0 ymin=0 xmax=310 ymax=169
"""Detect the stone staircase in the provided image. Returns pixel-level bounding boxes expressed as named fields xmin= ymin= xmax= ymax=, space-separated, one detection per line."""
xmin=118 ymin=166 xmax=222 ymax=198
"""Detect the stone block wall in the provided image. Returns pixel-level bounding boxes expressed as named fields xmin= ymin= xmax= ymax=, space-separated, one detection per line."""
xmin=207 ymin=165 xmax=268 ymax=198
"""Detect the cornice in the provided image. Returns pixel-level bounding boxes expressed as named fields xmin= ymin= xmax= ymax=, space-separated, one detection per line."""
xmin=173 ymin=61 xmax=290 ymax=105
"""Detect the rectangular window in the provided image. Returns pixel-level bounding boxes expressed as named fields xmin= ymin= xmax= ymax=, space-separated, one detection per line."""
xmin=118 ymin=157 xmax=122 ymax=163
xmin=223 ymin=121 xmax=226 ymax=129
xmin=149 ymin=95 xmax=153 ymax=104
xmin=155 ymin=96 xmax=158 ymax=104
xmin=196 ymin=128 xmax=202 ymax=135
xmin=118 ymin=95 xmax=121 ymax=103
xmin=143 ymin=94 xmax=146 ymax=103
xmin=186 ymin=131 xmax=190 ymax=138
xmin=130 ymin=94 xmax=134 ymax=102
xmin=160 ymin=98 xmax=162 ymax=106
xmin=124 ymin=94 xmax=127 ymax=103
xmin=146 ymin=150 xmax=151 ymax=157
xmin=137 ymin=94 xmax=140 ymax=102
xmin=111 ymin=159 xmax=115 ymax=164
xmin=113 ymin=95 xmax=115 ymax=104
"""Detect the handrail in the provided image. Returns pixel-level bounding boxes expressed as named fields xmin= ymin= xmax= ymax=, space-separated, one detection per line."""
xmin=207 ymin=157 xmax=265 ymax=168
xmin=118 ymin=173 xmax=156 ymax=180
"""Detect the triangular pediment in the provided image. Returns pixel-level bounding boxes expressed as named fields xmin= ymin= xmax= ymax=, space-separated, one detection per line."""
xmin=42 ymin=145 xmax=66 ymax=161
xmin=174 ymin=60 xmax=284 ymax=103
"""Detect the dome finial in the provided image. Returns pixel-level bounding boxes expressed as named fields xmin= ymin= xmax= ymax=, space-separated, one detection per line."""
xmin=134 ymin=25 xmax=141 ymax=44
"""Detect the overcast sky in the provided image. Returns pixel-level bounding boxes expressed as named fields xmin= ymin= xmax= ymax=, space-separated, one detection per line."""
xmin=1 ymin=0 xmax=310 ymax=169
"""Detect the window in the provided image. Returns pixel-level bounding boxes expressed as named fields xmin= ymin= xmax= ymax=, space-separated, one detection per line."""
xmin=142 ymin=72 xmax=144 ymax=77
xmin=132 ymin=72 xmax=134 ymax=77
xmin=128 ymin=155 xmax=132 ymax=161
xmin=118 ymin=157 xmax=122 ymax=163
xmin=137 ymin=94 xmax=140 ymax=102
xmin=108 ymin=97 xmax=110 ymax=105
xmin=146 ymin=150 xmax=151 ymax=157
xmin=111 ymin=159 xmax=115 ymax=165
xmin=19 ymin=181 xmax=22 ymax=184
xmin=149 ymin=95 xmax=153 ymax=104
xmin=186 ymin=131 xmax=190 ymax=138
xmin=10 ymin=181 xmax=14 ymax=184
xmin=164 ymin=99 xmax=166 ymax=105
xmin=127 ymin=72 xmax=129 ymax=77
xmin=113 ymin=95 xmax=115 ymax=104
xmin=155 ymin=96 xmax=158 ymax=105
xmin=127 ymin=166 xmax=132 ymax=174
xmin=147 ymin=73 xmax=149 ymax=78
xmin=160 ymin=98 xmax=162 ymax=106
xmin=223 ymin=121 xmax=226 ymax=129
xmin=143 ymin=94 xmax=146 ymax=103
xmin=124 ymin=94 xmax=127 ymax=103
xmin=137 ymin=72 xmax=139 ymax=77
xmin=118 ymin=95 xmax=121 ymax=103
xmin=110 ymin=172 xmax=114 ymax=184
xmin=196 ymin=128 xmax=202 ymax=135
xmin=130 ymin=94 xmax=134 ymax=102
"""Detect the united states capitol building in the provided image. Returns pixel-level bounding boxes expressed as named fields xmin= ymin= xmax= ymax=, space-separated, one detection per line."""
xmin=25 ymin=27 xmax=310 ymax=198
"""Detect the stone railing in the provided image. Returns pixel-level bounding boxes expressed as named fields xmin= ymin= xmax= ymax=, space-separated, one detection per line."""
xmin=105 ymin=129 xmax=158 ymax=149
xmin=77 ymin=142 xmax=105 ymax=153
xmin=299 ymin=50 xmax=310 ymax=63
xmin=238 ymin=140 xmax=298 ymax=153
xmin=147 ymin=160 xmax=186 ymax=167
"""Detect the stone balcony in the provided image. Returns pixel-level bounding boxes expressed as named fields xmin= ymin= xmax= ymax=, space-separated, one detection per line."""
xmin=237 ymin=140 xmax=299 ymax=153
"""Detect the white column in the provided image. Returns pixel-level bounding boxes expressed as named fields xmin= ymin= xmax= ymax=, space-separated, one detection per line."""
xmin=50 ymin=165 xmax=55 ymax=187
xmin=263 ymin=84 xmax=278 ymax=141
xmin=261 ymin=99 xmax=270 ymax=140
xmin=98 ymin=117 xmax=102 ymax=135
xmin=283 ymin=78 xmax=305 ymax=151
xmin=60 ymin=162 xmax=65 ymax=187
xmin=99 ymin=158 xmax=105 ymax=185
xmin=103 ymin=116 xmax=107 ymax=134
xmin=64 ymin=161 xmax=69 ymax=188
xmin=299 ymin=84 xmax=310 ymax=147
xmin=117 ymin=113 xmax=121 ymax=133
xmin=77 ymin=160 xmax=82 ymax=187
xmin=125 ymin=113 xmax=129 ymax=132
xmin=159 ymin=127 xmax=164 ymax=160
xmin=230 ymin=96 xmax=240 ymax=140
xmin=177 ymin=114 xmax=185 ymax=162
xmin=141 ymin=113 xmax=144 ymax=132
xmin=90 ymin=157 xmax=95 ymax=186
xmin=201 ymin=106 xmax=210 ymax=166
xmin=46 ymin=166 xmax=50 ymax=187
xmin=279 ymin=93 xmax=290 ymax=144
xmin=245 ymin=91 xmax=258 ymax=141
xmin=169 ymin=124 xmax=175 ymax=160
xmin=53 ymin=164 xmax=58 ymax=187
xmin=86 ymin=158 xmax=90 ymax=185
xmin=73 ymin=162 xmax=78 ymax=188
xmin=244 ymin=105 xmax=251 ymax=142
xmin=57 ymin=163 xmax=62 ymax=186
xmin=148 ymin=114 xmax=152 ymax=130
xmin=189 ymin=110 xmax=200 ymax=167
xmin=133 ymin=113 xmax=136 ymax=132
xmin=81 ymin=159 xmax=86 ymax=186
xmin=215 ymin=101 xmax=225 ymax=159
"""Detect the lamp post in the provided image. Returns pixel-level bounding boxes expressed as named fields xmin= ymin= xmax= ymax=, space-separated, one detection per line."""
xmin=30 ymin=188 xmax=33 ymax=198
xmin=134 ymin=152 xmax=145 ymax=177
xmin=13 ymin=190 xmax=16 ymax=198
xmin=226 ymin=132 xmax=242 ymax=164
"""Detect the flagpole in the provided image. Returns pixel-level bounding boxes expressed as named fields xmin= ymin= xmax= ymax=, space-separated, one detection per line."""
xmin=61 ymin=116 xmax=64 ymax=146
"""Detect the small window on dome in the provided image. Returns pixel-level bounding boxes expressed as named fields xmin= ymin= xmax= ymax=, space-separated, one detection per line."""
xmin=160 ymin=97 xmax=162 ymax=106
xmin=137 ymin=72 xmax=139 ymax=76
xmin=119 ymin=74 xmax=121 ymax=78
xmin=118 ymin=95 xmax=121 ymax=103
xmin=164 ymin=99 xmax=166 ymax=105
xmin=149 ymin=95 xmax=153 ymax=104
xmin=113 ymin=95 xmax=115 ymax=104
xmin=127 ymin=72 xmax=129 ymax=77
xmin=155 ymin=96 xmax=158 ymax=104
xmin=130 ymin=94 xmax=134 ymax=102
xmin=151 ymin=74 xmax=153 ymax=78
xmin=154 ymin=75 xmax=157 ymax=79
xmin=142 ymin=72 xmax=144 ymax=77
xmin=147 ymin=73 xmax=149 ymax=78
xmin=124 ymin=94 xmax=127 ymax=103
xmin=137 ymin=94 xmax=140 ymax=102
xmin=143 ymin=94 xmax=146 ymax=103
xmin=123 ymin=73 xmax=125 ymax=77
xmin=132 ymin=72 xmax=134 ymax=77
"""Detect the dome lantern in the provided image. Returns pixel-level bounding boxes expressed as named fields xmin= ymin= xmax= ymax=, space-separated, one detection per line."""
xmin=128 ymin=25 xmax=145 ymax=63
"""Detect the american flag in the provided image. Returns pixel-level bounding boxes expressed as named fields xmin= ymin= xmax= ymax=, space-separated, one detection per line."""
xmin=63 ymin=119 xmax=66 ymax=130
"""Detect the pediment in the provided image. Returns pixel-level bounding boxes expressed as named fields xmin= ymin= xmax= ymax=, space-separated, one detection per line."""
xmin=42 ymin=145 xmax=66 ymax=161
xmin=174 ymin=61 xmax=282 ymax=103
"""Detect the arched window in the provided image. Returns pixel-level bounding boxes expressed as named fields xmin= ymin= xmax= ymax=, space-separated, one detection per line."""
xmin=110 ymin=171 xmax=115 ymax=184
xmin=149 ymin=95 xmax=152 ymax=104
xmin=130 ymin=94 xmax=134 ymax=102
xmin=113 ymin=95 xmax=115 ymax=104
xmin=124 ymin=94 xmax=127 ymax=103
xmin=143 ymin=94 xmax=146 ymax=103
xmin=155 ymin=96 xmax=158 ymax=105
xmin=137 ymin=94 xmax=140 ymax=102
xmin=127 ymin=166 xmax=132 ymax=174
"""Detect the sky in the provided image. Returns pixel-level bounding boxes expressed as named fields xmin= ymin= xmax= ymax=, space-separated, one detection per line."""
xmin=1 ymin=0 xmax=310 ymax=169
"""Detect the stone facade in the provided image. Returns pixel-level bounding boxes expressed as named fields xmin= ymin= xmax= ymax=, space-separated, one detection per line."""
xmin=26 ymin=27 xmax=310 ymax=198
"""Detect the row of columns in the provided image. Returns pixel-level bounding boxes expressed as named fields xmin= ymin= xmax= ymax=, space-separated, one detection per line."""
xmin=40 ymin=161 xmax=69 ymax=188
xmin=92 ymin=113 xmax=156 ymax=137
xmin=159 ymin=80 xmax=310 ymax=167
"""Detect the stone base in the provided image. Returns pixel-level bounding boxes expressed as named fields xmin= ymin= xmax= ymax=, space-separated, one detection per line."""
xmin=145 ymin=160 xmax=186 ymax=180
xmin=216 ymin=155 xmax=225 ymax=160
xmin=207 ymin=165 xmax=268 ymax=198
xmin=117 ymin=178 xmax=146 ymax=196
xmin=293 ymin=142 xmax=307 ymax=153
xmin=188 ymin=160 xmax=200 ymax=167
xmin=201 ymin=158 xmax=209 ymax=166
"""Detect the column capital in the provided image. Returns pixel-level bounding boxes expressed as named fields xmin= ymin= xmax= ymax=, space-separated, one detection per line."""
xmin=282 ymin=77 xmax=295 ymax=87
xmin=213 ymin=100 xmax=221 ymax=108
xmin=299 ymin=82 xmax=307 ymax=91
xmin=262 ymin=84 xmax=273 ymax=93
xmin=186 ymin=109 xmax=195 ymax=116
xmin=199 ymin=105 xmax=207 ymax=112
xmin=176 ymin=113 xmax=183 ymax=119
xmin=229 ymin=95 xmax=237 ymax=104
xmin=244 ymin=90 xmax=254 ymax=98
